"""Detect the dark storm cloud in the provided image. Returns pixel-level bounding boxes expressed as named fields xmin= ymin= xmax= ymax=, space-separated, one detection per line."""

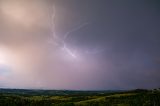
xmin=0 ymin=0 xmax=160 ymax=90
xmin=54 ymin=0 xmax=160 ymax=89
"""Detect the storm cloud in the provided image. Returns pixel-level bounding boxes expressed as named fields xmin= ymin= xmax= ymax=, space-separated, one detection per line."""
xmin=0 ymin=0 xmax=160 ymax=90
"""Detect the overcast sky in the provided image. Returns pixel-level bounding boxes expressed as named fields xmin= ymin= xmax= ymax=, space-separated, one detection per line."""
xmin=0 ymin=0 xmax=160 ymax=90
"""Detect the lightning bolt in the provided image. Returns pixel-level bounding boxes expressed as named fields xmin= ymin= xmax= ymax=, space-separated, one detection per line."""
xmin=50 ymin=3 xmax=56 ymax=40
xmin=49 ymin=4 xmax=79 ymax=59
xmin=49 ymin=3 xmax=104 ymax=59
xmin=62 ymin=44 xmax=77 ymax=58
xmin=63 ymin=22 xmax=89 ymax=40
xmin=49 ymin=4 xmax=88 ymax=58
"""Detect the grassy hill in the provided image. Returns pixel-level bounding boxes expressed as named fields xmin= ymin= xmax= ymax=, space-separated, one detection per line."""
xmin=0 ymin=89 xmax=160 ymax=106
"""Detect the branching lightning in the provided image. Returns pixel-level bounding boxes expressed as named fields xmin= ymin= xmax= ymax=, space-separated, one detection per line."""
xmin=49 ymin=3 xmax=105 ymax=59
xmin=63 ymin=22 xmax=89 ymax=40
xmin=49 ymin=4 xmax=88 ymax=59
xmin=62 ymin=44 xmax=77 ymax=58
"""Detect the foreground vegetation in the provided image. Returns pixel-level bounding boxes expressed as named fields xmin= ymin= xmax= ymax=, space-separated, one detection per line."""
xmin=0 ymin=89 xmax=160 ymax=106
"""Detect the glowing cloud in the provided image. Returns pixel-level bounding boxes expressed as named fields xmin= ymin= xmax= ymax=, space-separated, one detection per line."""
xmin=0 ymin=0 xmax=48 ymax=28
xmin=0 ymin=46 xmax=10 ymax=65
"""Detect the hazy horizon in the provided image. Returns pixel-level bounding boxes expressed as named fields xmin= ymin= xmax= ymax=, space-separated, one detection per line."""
xmin=0 ymin=0 xmax=160 ymax=90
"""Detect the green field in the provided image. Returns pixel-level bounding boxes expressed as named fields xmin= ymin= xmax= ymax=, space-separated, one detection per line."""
xmin=0 ymin=89 xmax=160 ymax=106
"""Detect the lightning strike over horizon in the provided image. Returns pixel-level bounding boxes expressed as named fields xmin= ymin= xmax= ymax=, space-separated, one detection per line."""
xmin=0 ymin=0 xmax=159 ymax=90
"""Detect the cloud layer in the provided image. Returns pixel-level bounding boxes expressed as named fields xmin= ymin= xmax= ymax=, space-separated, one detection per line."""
xmin=0 ymin=0 xmax=160 ymax=90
